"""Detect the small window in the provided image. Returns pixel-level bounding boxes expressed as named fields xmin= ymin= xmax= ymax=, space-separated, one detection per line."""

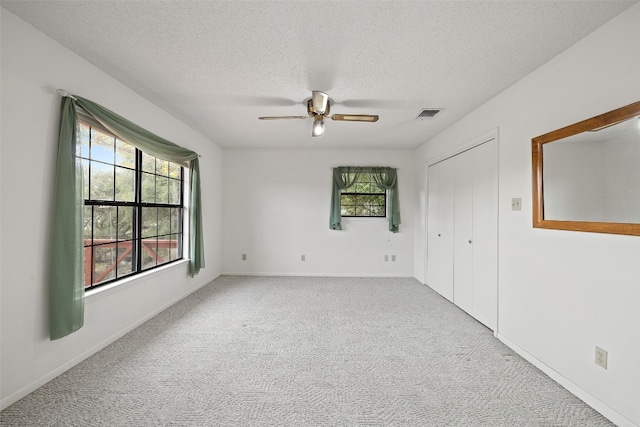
xmin=341 ymin=173 xmax=386 ymax=217
xmin=77 ymin=122 xmax=184 ymax=290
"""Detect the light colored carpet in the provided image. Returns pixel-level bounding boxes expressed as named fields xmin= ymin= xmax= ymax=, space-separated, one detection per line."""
xmin=1 ymin=276 xmax=613 ymax=426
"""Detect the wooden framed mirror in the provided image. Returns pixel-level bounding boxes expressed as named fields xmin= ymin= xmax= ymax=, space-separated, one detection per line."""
xmin=532 ymin=101 xmax=640 ymax=235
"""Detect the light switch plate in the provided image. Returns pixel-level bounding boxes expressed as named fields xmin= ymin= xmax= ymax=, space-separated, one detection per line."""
xmin=511 ymin=197 xmax=522 ymax=211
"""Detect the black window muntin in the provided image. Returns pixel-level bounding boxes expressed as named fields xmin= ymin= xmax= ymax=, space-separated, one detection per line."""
xmin=78 ymin=122 xmax=184 ymax=291
xmin=340 ymin=172 xmax=387 ymax=218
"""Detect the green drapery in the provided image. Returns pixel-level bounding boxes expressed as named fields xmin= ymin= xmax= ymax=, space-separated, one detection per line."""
xmin=329 ymin=166 xmax=401 ymax=233
xmin=49 ymin=97 xmax=84 ymax=340
xmin=49 ymin=93 xmax=204 ymax=340
xmin=188 ymin=157 xmax=204 ymax=277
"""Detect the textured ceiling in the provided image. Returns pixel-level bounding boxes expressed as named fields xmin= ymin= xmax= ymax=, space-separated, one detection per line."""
xmin=2 ymin=1 xmax=637 ymax=149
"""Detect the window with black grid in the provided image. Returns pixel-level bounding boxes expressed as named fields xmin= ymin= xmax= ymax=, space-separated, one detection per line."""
xmin=77 ymin=122 xmax=184 ymax=290
xmin=340 ymin=173 xmax=386 ymax=217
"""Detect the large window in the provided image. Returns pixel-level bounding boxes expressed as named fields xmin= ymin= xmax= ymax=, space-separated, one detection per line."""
xmin=340 ymin=172 xmax=387 ymax=217
xmin=78 ymin=122 xmax=184 ymax=290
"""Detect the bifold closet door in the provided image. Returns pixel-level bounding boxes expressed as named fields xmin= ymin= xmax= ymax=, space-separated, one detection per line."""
xmin=454 ymin=139 xmax=498 ymax=330
xmin=469 ymin=139 xmax=498 ymax=330
xmin=426 ymin=159 xmax=454 ymax=301
xmin=453 ymin=148 xmax=474 ymax=314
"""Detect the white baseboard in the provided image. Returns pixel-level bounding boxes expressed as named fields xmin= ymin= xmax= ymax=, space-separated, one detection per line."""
xmin=496 ymin=333 xmax=637 ymax=427
xmin=0 ymin=276 xmax=217 ymax=411
xmin=220 ymin=271 xmax=415 ymax=278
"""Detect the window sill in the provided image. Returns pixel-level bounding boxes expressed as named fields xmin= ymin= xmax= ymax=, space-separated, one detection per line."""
xmin=340 ymin=216 xmax=387 ymax=221
xmin=84 ymin=259 xmax=189 ymax=304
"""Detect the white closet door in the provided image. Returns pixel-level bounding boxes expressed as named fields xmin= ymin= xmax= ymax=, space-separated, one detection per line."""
xmin=427 ymin=160 xmax=454 ymax=301
xmin=453 ymin=148 xmax=474 ymax=314
xmin=426 ymin=137 xmax=498 ymax=331
xmin=470 ymin=139 xmax=498 ymax=330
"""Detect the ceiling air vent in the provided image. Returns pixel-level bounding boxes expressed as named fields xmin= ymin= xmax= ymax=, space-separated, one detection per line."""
xmin=417 ymin=109 xmax=441 ymax=119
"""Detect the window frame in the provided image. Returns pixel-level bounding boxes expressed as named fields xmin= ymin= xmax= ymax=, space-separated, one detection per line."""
xmin=78 ymin=120 xmax=185 ymax=291
xmin=340 ymin=172 xmax=387 ymax=218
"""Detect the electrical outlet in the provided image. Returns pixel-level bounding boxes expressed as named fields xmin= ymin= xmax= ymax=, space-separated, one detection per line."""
xmin=384 ymin=255 xmax=389 ymax=262
xmin=301 ymin=254 xmax=305 ymax=262
xmin=391 ymin=255 xmax=397 ymax=262
xmin=242 ymin=254 xmax=247 ymax=261
xmin=595 ymin=346 xmax=608 ymax=369
xmin=511 ymin=197 xmax=522 ymax=211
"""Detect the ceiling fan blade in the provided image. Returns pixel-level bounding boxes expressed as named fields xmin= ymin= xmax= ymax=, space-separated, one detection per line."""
xmin=258 ymin=116 xmax=310 ymax=120
xmin=330 ymin=114 xmax=379 ymax=122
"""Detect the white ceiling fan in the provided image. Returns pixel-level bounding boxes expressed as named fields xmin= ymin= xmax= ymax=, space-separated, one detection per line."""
xmin=258 ymin=91 xmax=379 ymax=137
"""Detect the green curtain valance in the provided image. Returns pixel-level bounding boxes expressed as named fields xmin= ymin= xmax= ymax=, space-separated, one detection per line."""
xmin=74 ymin=97 xmax=198 ymax=165
xmin=329 ymin=166 xmax=401 ymax=233
xmin=49 ymin=93 xmax=205 ymax=340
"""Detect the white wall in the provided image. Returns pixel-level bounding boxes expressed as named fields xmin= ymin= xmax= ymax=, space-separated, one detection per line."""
xmin=0 ymin=9 xmax=223 ymax=409
xmin=223 ymin=149 xmax=414 ymax=277
xmin=414 ymin=4 xmax=640 ymax=426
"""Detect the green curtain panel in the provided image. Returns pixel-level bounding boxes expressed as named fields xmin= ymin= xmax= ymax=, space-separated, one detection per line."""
xmin=50 ymin=93 xmax=204 ymax=340
xmin=329 ymin=167 xmax=361 ymax=230
xmin=371 ymin=168 xmax=400 ymax=233
xmin=49 ymin=97 xmax=84 ymax=340
xmin=188 ymin=157 xmax=205 ymax=276
xmin=329 ymin=166 xmax=401 ymax=233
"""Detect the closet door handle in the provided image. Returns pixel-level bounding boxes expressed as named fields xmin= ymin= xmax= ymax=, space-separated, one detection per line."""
xmin=468 ymin=239 xmax=472 ymax=244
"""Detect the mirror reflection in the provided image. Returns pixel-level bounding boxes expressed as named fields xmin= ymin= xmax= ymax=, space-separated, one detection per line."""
xmin=542 ymin=117 xmax=640 ymax=223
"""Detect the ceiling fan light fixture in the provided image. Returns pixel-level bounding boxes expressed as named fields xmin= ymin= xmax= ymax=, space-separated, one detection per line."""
xmin=312 ymin=90 xmax=329 ymax=115
xmin=312 ymin=117 xmax=324 ymax=137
